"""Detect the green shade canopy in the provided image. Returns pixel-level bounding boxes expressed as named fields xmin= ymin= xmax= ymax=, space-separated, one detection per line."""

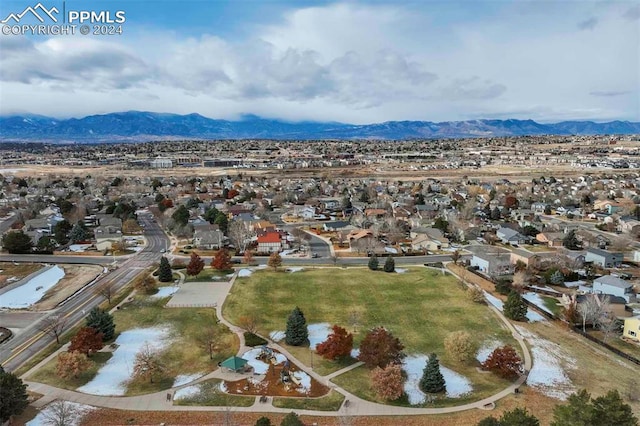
xmin=221 ymin=356 xmax=248 ymax=371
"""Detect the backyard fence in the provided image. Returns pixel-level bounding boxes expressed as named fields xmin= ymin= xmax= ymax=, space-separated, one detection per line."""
xmin=572 ymin=327 xmax=640 ymax=366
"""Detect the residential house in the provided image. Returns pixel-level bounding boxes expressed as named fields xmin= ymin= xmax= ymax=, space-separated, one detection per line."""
xmin=293 ymin=205 xmax=316 ymax=220
xmin=585 ymin=248 xmax=623 ymax=268
xmin=348 ymin=229 xmax=375 ymax=252
xmin=323 ymin=221 xmax=354 ymax=232
xmin=470 ymin=247 xmax=513 ymax=276
xmin=193 ymin=228 xmax=225 ymax=250
xmin=257 ymin=231 xmax=283 ymax=254
xmin=618 ymin=216 xmax=640 ymax=235
xmin=496 ymin=227 xmax=529 ymax=245
xmin=536 ymin=232 xmax=565 ymax=248
xmin=411 ymin=228 xmax=450 ymax=252
xmin=95 ymin=226 xmax=123 ymax=251
xmin=623 ymin=316 xmax=640 ymax=342
xmin=592 ymin=275 xmax=636 ymax=303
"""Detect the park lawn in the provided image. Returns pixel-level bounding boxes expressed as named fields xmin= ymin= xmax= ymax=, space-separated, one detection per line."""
xmin=331 ymin=362 xmax=514 ymax=408
xmin=542 ymin=296 xmax=562 ymax=317
xmin=272 ymin=390 xmax=345 ymax=411
xmin=224 ymin=268 xmax=519 ymax=403
xmin=283 ymin=346 xmax=357 ymax=376
xmin=586 ymin=329 xmax=640 ymax=360
xmin=30 ymin=352 xmax=113 ymax=390
xmin=112 ymin=296 xmax=239 ymax=395
xmin=173 ymin=379 xmax=254 ymax=407
xmin=184 ymin=267 xmax=232 ymax=282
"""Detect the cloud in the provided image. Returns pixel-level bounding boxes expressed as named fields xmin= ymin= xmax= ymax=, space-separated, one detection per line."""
xmin=623 ymin=5 xmax=640 ymax=20
xmin=590 ymin=90 xmax=632 ymax=97
xmin=577 ymin=17 xmax=598 ymax=30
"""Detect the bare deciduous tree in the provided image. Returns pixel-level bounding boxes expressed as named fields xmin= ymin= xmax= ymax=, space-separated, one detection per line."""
xmin=95 ymin=281 xmax=116 ymax=305
xmin=577 ymin=294 xmax=608 ymax=332
xmin=227 ymin=220 xmax=253 ymax=254
xmin=133 ymin=343 xmax=164 ymax=383
xmin=41 ymin=400 xmax=80 ymax=426
xmin=38 ymin=315 xmax=68 ymax=345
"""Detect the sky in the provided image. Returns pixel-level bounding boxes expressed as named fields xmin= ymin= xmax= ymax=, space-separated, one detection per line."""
xmin=0 ymin=0 xmax=638 ymax=123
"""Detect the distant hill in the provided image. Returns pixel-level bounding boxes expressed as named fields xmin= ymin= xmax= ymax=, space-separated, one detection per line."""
xmin=1 ymin=111 xmax=638 ymax=142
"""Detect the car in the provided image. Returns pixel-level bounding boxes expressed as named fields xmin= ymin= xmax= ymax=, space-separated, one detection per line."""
xmin=311 ymin=252 xmax=319 ymax=258
xmin=160 ymin=249 xmax=166 ymax=253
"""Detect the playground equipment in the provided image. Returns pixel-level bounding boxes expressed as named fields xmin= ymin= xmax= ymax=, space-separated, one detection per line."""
xmin=258 ymin=346 xmax=279 ymax=365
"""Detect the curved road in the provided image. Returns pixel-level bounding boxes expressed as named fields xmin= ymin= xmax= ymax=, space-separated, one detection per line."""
xmin=0 ymin=213 xmax=169 ymax=372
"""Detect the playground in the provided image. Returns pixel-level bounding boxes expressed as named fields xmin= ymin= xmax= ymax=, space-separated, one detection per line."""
xmin=221 ymin=346 xmax=329 ymax=398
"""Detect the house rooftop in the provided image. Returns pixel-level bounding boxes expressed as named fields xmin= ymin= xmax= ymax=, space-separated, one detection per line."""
xmin=594 ymin=275 xmax=633 ymax=289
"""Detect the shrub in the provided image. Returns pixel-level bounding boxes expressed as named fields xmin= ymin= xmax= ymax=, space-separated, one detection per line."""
xmin=468 ymin=287 xmax=485 ymax=304
xmin=371 ymin=364 xmax=404 ymax=401
xmin=444 ymin=331 xmax=477 ymax=363
xmin=316 ymin=325 xmax=353 ymax=360
xmin=244 ymin=332 xmax=268 ymax=347
xmin=481 ymin=345 xmax=523 ymax=379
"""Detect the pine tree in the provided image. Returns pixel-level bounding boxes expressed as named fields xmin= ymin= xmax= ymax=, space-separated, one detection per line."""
xmin=419 ymin=353 xmax=446 ymax=394
xmin=503 ymin=291 xmax=528 ymax=321
xmin=285 ymin=306 xmax=308 ymax=346
xmin=158 ymin=256 xmax=173 ymax=282
xmin=563 ymin=229 xmax=581 ymax=250
xmin=0 ymin=369 xmax=29 ymax=422
xmin=85 ymin=307 xmax=115 ymax=341
xmin=368 ymin=255 xmax=379 ymax=271
xmin=383 ymin=256 xmax=395 ymax=273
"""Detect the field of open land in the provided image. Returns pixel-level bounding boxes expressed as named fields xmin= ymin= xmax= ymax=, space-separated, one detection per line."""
xmin=224 ymin=267 xmax=519 ymax=406
xmin=0 ymin=262 xmax=42 ymax=289
xmin=33 ymin=265 xmax=102 ymax=311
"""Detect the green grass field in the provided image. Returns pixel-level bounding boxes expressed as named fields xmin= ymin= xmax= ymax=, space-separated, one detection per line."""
xmin=173 ymin=379 xmax=254 ymax=407
xmin=30 ymin=352 xmax=113 ymax=390
xmin=223 ymin=268 xmax=518 ymax=405
xmin=272 ymin=390 xmax=345 ymax=411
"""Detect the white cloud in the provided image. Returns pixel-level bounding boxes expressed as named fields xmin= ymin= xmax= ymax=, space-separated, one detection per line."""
xmin=0 ymin=2 xmax=637 ymax=122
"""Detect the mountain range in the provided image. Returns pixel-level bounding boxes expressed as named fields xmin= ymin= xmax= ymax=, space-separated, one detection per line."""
xmin=1 ymin=111 xmax=639 ymax=143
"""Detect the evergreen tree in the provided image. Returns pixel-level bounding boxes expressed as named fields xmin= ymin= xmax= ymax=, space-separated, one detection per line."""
xmin=0 ymin=369 xmax=29 ymax=422
xmin=503 ymin=291 xmax=528 ymax=321
xmin=591 ymin=390 xmax=638 ymax=426
xmin=280 ymin=412 xmax=304 ymax=426
xmin=563 ymin=229 xmax=581 ymax=250
xmin=171 ymin=205 xmax=190 ymax=226
xmin=255 ymin=417 xmax=272 ymax=426
xmin=214 ymin=212 xmax=229 ymax=233
xmin=368 ymin=255 xmax=379 ymax=271
xmin=158 ymin=256 xmax=173 ymax=282
xmin=551 ymin=389 xmax=594 ymax=426
xmin=285 ymin=306 xmax=308 ymax=346
xmin=419 ymin=353 xmax=446 ymax=393
xmin=85 ymin=307 xmax=115 ymax=341
xmin=68 ymin=222 xmax=90 ymax=243
xmin=499 ymin=408 xmax=540 ymax=426
xmin=383 ymin=256 xmax=395 ymax=273
xmin=1 ymin=230 xmax=33 ymax=254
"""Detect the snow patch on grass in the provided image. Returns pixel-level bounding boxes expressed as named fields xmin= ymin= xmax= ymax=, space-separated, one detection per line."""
xmin=515 ymin=325 xmax=575 ymax=400
xmin=350 ymin=348 xmax=360 ymax=359
xmin=152 ymin=286 xmax=179 ymax=298
xmin=173 ymin=373 xmax=204 ymax=387
xmin=269 ymin=331 xmax=285 ymax=342
xmin=523 ymin=292 xmax=555 ymax=315
xmin=292 ymin=370 xmax=311 ymax=394
xmin=238 ymin=269 xmax=253 ymax=277
xmin=395 ymin=268 xmax=408 ymax=274
xmin=286 ymin=267 xmax=304 ymax=273
xmin=402 ymin=354 xmax=472 ymax=404
xmin=483 ymin=291 xmax=546 ymax=322
xmin=27 ymin=401 xmax=94 ymax=426
xmin=77 ymin=327 xmax=171 ymax=396
xmin=173 ymin=384 xmax=201 ymax=400
xmin=476 ymin=339 xmax=504 ymax=364
xmin=0 ymin=266 xmax=65 ymax=309
xmin=308 ymin=323 xmax=332 ymax=350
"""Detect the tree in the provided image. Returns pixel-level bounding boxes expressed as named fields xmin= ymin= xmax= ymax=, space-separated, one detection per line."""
xmin=599 ymin=316 xmax=621 ymax=343
xmin=133 ymin=343 xmax=164 ymax=383
xmin=122 ymin=218 xmax=142 ymax=234
xmin=36 ymin=235 xmax=57 ymax=252
xmin=243 ymin=249 xmax=255 ymax=265
xmin=69 ymin=327 xmax=103 ymax=357
xmin=68 ymin=222 xmax=91 ymax=243
xmin=481 ymin=345 xmax=523 ymax=379
xmin=56 ymin=351 xmax=93 ymax=379
xmin=477 ymin=417 xmax=501 ymax=426
xmin=444 ymin=331 xmax=477 ymax=363
xmin=158 ymin=256 xmax=173 ymax=282
xmin=214 ymin=212 xmax=229 ymax=233
xmin=552 ymin=389 xmax=638 ymax=426
xmin=592 ymin=390 xmax=638 ymax=426
xmin=285 ymin=306 xmax=308 ymax=346
xmin=316 ymin=325 xmax=353 ymax=360
xmin=433 ymin=217 xmax=449 ymax=233
xmin=419 ymin=353 xmax=446 ymax=394
xmin=135 ymin=276 xmax=158 ymax=295
xmin=503 ymin=291 xmax=528 ymax=321
xmin=371 ymin=363 xmax=404 ymax=401
xmin=563 ymin=229 xmax=581 ymax=250
xmin=186 ymin=252 xmax=205 ymax=277
xmin=358 ymin=327 xmax=404 ymax=368
xmin=383 ymin=256 xmax=395 ymax=273
xmin=280 ymin=412 xmax=304 ymax=426
xmin=228 ymin=220 xmax=252 ymax=254
xmin=203 ymin=207 xmax=219 ymax=224
xmin=544 ymin=204 xmax=552 ymax=215
xmin=211 ymin=248 xmax=233 ymax=271
xmin=468 ymin=286 xmax=486 ymax=304
xmin=549 ymin=270 xmax=565 ymax=286
xmin=268 ymin=252 xmax=282 ymax=271
xmin=38 ymin=315 xmax=68 ymax=345
xmin=255 ymin=417 xmax=272 ymax=426
xmin=95 ymin=281 xmax=116 ymax=305
xmin=577 ymin=294 xmax=604 ymax=332
xmin=368 ymin=255 xmax=379 ymax=271
xmin=1 ymin=230 xmax=32 ymax=253
xmin=551 ymin=389 xmax=594 ymax=426
xmin=42 ymin=400 xmax=81 ymax=426
xmin=238 ymin=315 xmax=260 ymax=334
xmin=85 ymin=307 xmax=115 ymax=341
xmin=0 ymin=369 xmax=28 ymax=422
xmin=171 ymin=205 xmax=190 ymax=226
xmin=499 ymin=408 xmax=539 ymax=426
xmin=451 ymin=250 xmax=461 ymax=265
xmin=53 ymin=219 xmax=72 ymax=244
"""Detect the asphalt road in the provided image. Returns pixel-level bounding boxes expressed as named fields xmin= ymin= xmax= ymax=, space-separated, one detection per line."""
xmin=0 ymin=213 xmax=168 ymax=372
